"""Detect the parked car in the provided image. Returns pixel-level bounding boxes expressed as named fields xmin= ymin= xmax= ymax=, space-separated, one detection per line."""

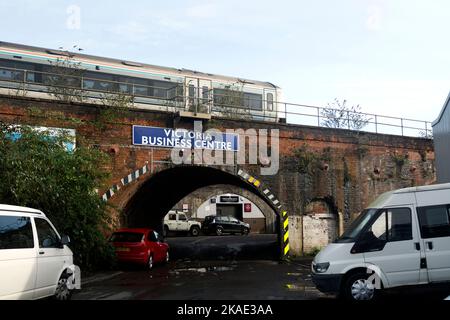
xmin=163 ymin=210 xmax=201 ymax=237
xmin=0 ymin=204 xmax=79 ymax=300
xmin=110 ymin=228 xmax=169 ymax=269
xmin=202 ymin=215 xmax=250 ymax=236
xmin=312 ymin=183 xmax=450 ymax=301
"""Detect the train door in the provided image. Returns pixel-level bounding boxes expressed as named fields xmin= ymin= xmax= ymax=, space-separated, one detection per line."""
xmin=185 ymin=77 xmax=212 ymax=114
xmin=263 ymin=88 xmax=277 ymax=121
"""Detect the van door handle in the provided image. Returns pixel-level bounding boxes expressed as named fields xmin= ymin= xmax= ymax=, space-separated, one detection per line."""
xmin=426 ymin=241 xmax=434 ymax=250
xmin=414 ymin=242 xmax=420 ymax=251
xmin=39 ymin=251 xmax=45 ymax=255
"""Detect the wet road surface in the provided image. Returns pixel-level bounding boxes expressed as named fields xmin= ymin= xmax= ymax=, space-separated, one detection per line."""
xmin=73 ymin=259 xmax=328 ymax=300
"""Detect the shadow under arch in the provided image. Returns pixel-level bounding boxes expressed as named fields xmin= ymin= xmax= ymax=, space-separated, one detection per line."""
xmin=122 ymin=165 xmax=282 ymax=257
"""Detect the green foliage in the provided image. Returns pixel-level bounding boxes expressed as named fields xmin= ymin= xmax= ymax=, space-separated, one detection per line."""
xmin=0 ymin=122 xmax=115 ymax=270
xmin=94 ymin=90 xmax=134 ymax=130
xmin=390 ymin=152 xmax=409 ymax=168
xmin=293 ymin=144 xmax=318 ymax=174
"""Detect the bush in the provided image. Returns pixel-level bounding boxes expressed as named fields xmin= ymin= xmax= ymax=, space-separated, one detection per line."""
xmin=0 ymin=122 xmax=115 ymax=270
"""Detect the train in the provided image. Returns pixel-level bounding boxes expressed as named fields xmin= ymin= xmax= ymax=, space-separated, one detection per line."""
xmin=0 ymin=42 xmax=284 ymax=122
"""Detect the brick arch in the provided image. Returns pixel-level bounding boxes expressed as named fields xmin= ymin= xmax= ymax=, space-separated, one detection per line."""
xmin=100 ymin=165 xmax=290 ymax=258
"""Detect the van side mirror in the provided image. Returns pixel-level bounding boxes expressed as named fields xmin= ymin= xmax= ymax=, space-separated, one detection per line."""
xmin=61 ymin=235 xmax=70 ymax=246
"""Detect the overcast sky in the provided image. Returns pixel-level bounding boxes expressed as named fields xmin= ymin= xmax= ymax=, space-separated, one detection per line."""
xmin=1 ymin=0 xmax=449 ymax=122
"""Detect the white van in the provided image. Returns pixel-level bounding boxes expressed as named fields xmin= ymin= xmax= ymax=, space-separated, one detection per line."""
xmin=0 ymin=204 xmax=79 ymax=300
xmin=312 ymin=183 xmax=450 ymax=300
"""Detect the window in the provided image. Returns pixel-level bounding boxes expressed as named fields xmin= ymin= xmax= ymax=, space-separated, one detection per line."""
xmin=418 ymin=205 xmax=450 ymax=238
xmin=34 ymin=218 xmax=60 ymax=248
xmin=0 ymin=216 xmax=34 ymax=249
xmin=202 ymin=86 xmax=209 ymax=104
xmin=148 ymin=231 xmax=158 ymax=242
xmin=110 ymin=232 xmax=144 ymax=243
xmin=370 ymin=211 xmax=387 ymax=241
xmin=230 ymin=217 xmax=239 ymax=223
xmin=179 ymin=215 xmax=187 ymax=221
xmin=221 ymin=216 xmax=230 ymax=222
xmin=169 ymin=214 xmax=176 ymax=221
xmin=267 ymin=93 xmax=274 ymax=111
xmin=244 ymin=92 xmax=262 ymax=111
xmin=387 ymin=208 xmax=412 ymax=241
xmin=366 ymin=208 xmax=412 ymax=242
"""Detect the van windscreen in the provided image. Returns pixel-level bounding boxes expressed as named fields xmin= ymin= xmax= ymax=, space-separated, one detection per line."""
xmin=335 ymin=209 xmax=378 ymax=243
xmin=110 ymin=232 xmax=144 ymax=243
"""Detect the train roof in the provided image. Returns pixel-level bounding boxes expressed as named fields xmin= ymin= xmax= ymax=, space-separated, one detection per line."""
xmin=0 ymin=41 xmax=279 ymax=89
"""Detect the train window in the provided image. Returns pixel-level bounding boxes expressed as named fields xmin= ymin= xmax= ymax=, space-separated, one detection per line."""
xmin=267 ymin=93 xmax=274 ymax=111
xmin=133 ymin=77 xmax=148 ymax=97
xmin=244 ymin=92 xmax=262 ymax=111
xmin=188 ymin=84 xmax=195 ymax=105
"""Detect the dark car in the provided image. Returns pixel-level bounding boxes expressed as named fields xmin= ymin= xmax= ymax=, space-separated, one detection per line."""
xmin=202 ymin=215 xmax=250 ymax=236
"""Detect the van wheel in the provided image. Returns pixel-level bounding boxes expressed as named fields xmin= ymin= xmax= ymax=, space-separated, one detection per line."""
xmin=342 ymin=272 xmax=377 ymax=301
xmin=163 ymin=226 xmax=169 ymax=237
xmin=190 ymin=226 xmax=200 ymax=237
xmin=54 ymin=274 xmax=72 ymax=300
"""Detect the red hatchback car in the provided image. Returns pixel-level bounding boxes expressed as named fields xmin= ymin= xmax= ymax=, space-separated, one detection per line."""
xmin=110 ymin=228 xmax=169 ymax=269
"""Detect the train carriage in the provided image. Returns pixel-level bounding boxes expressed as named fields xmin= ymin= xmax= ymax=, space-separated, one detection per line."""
xmin=0 ymin=42 xmax=284 ymax=122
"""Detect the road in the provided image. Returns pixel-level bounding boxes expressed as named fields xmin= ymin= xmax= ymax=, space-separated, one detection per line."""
xmin=165 ymin=234 xmax=279 ymax=260
xmin=73 ymin=259 xmax=327 ymax=300
xmin=73 ymin=235 xmax=450 ymax=300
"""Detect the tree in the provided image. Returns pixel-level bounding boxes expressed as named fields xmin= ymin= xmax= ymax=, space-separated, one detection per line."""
xmin=0 ymin=123 xmax=115 ymax=270
xmin=320 ymin=98 xmax=371 ymax=130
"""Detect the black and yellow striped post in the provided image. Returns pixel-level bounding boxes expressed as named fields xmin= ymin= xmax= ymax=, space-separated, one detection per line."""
xmin=282 ymin=210 xmax=289 ymax=257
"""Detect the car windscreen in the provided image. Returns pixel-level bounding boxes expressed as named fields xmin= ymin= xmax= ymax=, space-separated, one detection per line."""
xmin=110 ymin=232 xmax=144 ymax=243
xmin=334 ymin=209 xmax=378 ymax=243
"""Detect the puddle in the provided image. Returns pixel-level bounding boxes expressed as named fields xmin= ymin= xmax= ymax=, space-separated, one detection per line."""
xmin=285 ymin=283 xmax=306 ymax=291
xmin=172 ymin=265 xmax=236 ymax=274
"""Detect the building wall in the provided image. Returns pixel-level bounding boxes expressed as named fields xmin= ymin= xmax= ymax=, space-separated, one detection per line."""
xmin=433 ymin=94 xmax=450 ymax=183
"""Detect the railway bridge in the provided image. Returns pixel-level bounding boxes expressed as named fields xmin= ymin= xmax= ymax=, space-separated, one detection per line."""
xmin=0 ymin=94 xmax=435 ymax=258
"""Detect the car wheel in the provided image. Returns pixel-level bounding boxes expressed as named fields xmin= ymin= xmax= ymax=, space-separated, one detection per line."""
xmin=342 ymin=272 xmax=377 ymax=301
xmin=148 ymin=254 xmax=154 ymax=270
xmin=215 ymin=226 xmax=223 ymax=236
xmin=54 ymin=274 xmax=72 ymax=300
xmin=190 ymin=226 xmax=200 ymax=237
xmin=163 ymin=226 xmax=169 ymax=237
xmin=242 ymin=228 xmax=249 ymax=235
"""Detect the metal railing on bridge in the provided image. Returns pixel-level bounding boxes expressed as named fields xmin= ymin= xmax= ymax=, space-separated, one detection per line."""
xmin=0 ymin=65 xmax=433 ymax=138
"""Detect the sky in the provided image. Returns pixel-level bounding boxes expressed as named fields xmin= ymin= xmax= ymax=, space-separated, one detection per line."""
xmin=0 ymin=0 xmax=449 ymax=123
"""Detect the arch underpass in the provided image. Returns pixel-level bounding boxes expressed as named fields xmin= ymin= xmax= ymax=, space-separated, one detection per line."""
xmin=121 ymin=165 xmax=284 ymax=259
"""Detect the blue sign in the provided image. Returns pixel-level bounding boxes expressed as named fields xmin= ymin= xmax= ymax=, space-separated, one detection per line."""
xmin=132 ymin=125 xmax=239 ymax=151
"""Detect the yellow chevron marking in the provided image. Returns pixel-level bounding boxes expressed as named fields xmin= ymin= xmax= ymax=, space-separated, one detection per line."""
xmin=284 ymin=244 xmax=290 ymax=255
xmin=283 ymin=218 xmax=289 ymax=230
xmin=284 ymin=230 xmax=289 ymax=243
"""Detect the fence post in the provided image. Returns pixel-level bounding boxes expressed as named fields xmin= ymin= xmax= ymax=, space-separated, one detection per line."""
xmin=375 ymin=115 xmax=378 ymax=133
xmin=347 ymin=111 xmax=350 ymax=129
xmin=401 ymin=118 xmax=404 ymax=136
xmin=23 ymin=70 xmax=27 ymax=93
xmin=317 ymin=107 xmax=320 ymax=126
